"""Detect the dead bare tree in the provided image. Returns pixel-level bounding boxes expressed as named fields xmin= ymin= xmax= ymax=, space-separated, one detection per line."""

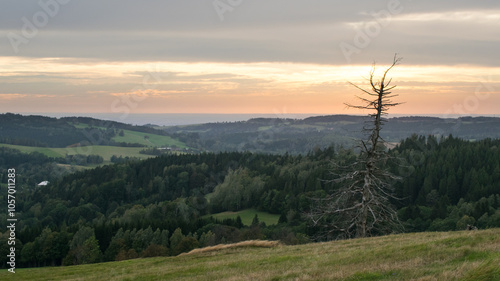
xmin=307 ymin=54 xmax=403 ymax=239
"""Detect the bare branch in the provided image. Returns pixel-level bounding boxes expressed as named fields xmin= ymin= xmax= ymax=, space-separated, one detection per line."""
xmin=306 ymin=54 xmax=404 ymax=240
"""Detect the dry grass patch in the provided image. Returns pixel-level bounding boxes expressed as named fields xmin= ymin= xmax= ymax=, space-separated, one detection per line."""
xmin=180 ymin=240 xmax=280 ymax=256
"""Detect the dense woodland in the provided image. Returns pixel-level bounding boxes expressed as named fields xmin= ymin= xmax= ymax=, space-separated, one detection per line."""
xmin=1 ymin=135 xmax=500 ymax=268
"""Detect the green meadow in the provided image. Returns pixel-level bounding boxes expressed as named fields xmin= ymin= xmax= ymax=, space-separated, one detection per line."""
xmin=0 ymin=143 xmax=65 ymax=158
xmin=1 ymin=127 xmax=187 ymax=163
xmin=0 ymin=143 xmax=152 ymax=162
xmin=111 ymin=129 xmax=187 ymax=148
xmin=2 ymin=229 xmax=499 ymax=280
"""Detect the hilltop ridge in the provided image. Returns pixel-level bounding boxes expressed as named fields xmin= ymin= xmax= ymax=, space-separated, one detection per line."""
xmin=165 ymin=114 xmax=500 ymax=154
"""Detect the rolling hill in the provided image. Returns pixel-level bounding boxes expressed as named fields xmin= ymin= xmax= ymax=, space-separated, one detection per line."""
xmin=165 ymin=115 xmax=500 ymax=154
xmin=0 ymin=113 xmax=192 ymax=163
xmin=4 ymin=113 xmax=500 ymax=157
xmin=0 ymin=113 xmax=186 ymax=148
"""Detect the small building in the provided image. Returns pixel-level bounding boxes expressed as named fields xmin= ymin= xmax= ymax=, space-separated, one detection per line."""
xmin=38 ymin=181 xmax=49 ymax=186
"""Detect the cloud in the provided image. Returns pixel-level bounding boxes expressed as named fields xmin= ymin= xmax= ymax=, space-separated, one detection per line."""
xmin=1 ymin=1 xmax=499 ymax=66
xmin=0 ymin=93 xmax=28 ymax=100
xmin=1 ymin=1 xmax=499 ymax=115
xmin=109 ymin=89 xmax=193 ymax=98
xmin=33 ymin=94 xmax=57 ymax=98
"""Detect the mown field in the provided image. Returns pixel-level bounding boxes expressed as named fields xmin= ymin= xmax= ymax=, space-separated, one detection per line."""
xmin=2 ymin=229 xmax=499 ymax=280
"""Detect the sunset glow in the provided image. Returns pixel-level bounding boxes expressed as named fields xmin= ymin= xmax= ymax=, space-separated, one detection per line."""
xmin=0 ymin=1 xmax=499 ymax=117
xmin=1 ymin=57 xmax=498 ymax=115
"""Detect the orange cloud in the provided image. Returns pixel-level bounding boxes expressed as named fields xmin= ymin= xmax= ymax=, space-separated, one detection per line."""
xmin=1 ymin=57 xmax=499 ymax=115
xmin=0 ymin=93 xmax=28 ymax=100
xmin=109 ymin=89 xmax=193 ymax=97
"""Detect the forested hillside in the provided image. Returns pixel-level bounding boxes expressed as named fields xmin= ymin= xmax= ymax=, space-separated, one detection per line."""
xmin=1 ymin=135 xmax=499 ymax=268
xmin=0 ymin=114 xmax=90 ymax=147
xmin=166 ymin=115 xmax=500 ymax=154
xmin=0 ymin=113 xmax=177 ymax=148
xmin=393 ymin=135 xmax=500 ymax=232
xmin=3 ymin=113 xmax=500 ymax=156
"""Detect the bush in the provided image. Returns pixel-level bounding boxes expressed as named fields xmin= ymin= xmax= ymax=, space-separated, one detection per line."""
xmin=141 ymin=244 xmax=169 ymax=258
xmin=173 ymin=237 xmax=199 ymax=256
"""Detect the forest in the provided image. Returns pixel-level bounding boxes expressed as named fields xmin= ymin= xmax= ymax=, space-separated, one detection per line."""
xmin=1 ymin=134 xmax=499 ymax=268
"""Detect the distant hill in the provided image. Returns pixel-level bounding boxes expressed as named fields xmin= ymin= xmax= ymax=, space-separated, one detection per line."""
xmin=383 ymin=116 xmax=500 ymax=140
xmin=0 ymin=113 xmax=88 ymax=147
xmin=165 ymin=115 xmax=500 ymax=154
xmin=3 ymin=113 xmax=500 ymax=155
xmin=0 ymin=113 xmax=184 ymax=148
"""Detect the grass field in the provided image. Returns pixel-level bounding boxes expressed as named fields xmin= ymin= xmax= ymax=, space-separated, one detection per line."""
xmin=1 ymin=126 xmax=187 ymax=162
xmin=207 ymin=209 xmax=280 ymax=226
xmin=2 ymin=229 xmax=499 ymax=280
xmin=0 ymin=143 xmax=66 ymax=158
xmin=0 ymin=143 xmax=152 ymax=162
xmin=112 ymin=129 xmax=187 ymax=148
xmin=62 ymin=145 xmax=152 ymax=161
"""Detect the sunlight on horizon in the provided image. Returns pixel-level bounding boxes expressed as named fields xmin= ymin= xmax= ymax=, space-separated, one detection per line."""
xmin=1 ymin=56 xmax=499 ymax=115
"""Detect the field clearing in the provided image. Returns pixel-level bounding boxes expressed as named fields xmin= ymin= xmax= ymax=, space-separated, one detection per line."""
xmin=0 ymin=143 xmax=152 ymax=161
xmin=2 ymin=229 xmax=499 ymax=280
xmin=291 ymin=124 xmax=324 ymax=130
xmin=207 ymin=209 xmax=280 ymax=226
xmin=70 ymin=123 xmax=92 ymax=129
xmin=0 ymin=143 xmax=66 ymax=158
xmin=112 ymin=129 xmax=187 ymax=148
xmin=58 ymin=145 xmax=151 ymax=161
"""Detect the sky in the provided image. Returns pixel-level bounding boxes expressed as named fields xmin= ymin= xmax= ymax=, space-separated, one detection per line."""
xmin=0 ymin=0 xmax=499 ymax=117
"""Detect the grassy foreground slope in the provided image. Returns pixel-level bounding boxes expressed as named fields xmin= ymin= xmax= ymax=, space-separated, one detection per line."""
xmin=3 ymin=229 xmax=499 ymax=281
